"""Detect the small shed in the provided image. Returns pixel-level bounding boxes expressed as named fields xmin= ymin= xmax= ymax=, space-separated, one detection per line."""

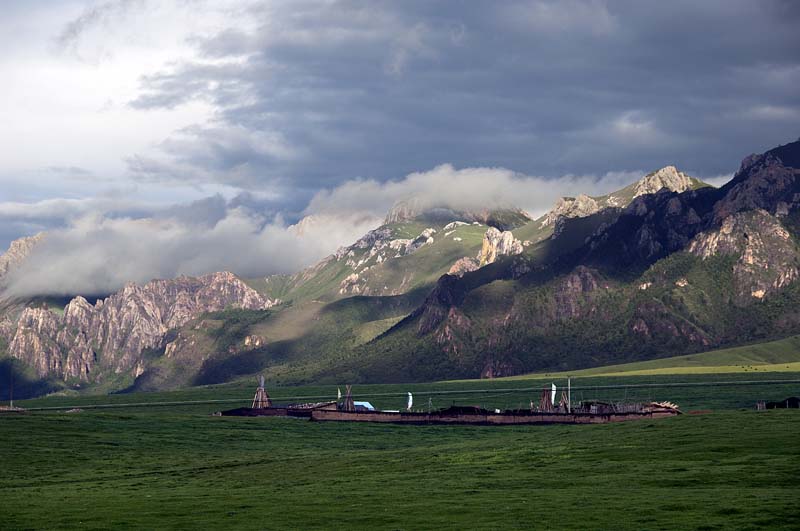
xmin=353 ymin=401 xmax=375 ymax=411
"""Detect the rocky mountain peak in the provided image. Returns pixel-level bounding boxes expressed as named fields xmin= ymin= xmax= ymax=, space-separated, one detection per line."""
xmin=632 ymin=166 xmax=694 ymax=198
xmin=737 ymin=139 xmax=800 ymax=177
xmin=538 ymin=166 xmax=702 ymax=230
xmin=0 ymin=233 xmax=44 ymax=284
xmin=384 ymin=198 xmax=426 ymax=224
xmin=383 ymin=198 xmax=531 ymax=230
xmin=63 ymin=296 xmax=94 ymax=329
xmin=713 ymin=139 xmax=800 ymax=223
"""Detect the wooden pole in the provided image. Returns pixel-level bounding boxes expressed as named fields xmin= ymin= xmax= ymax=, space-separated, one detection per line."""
xmin=568 ymin=377 xmax=571 ymax=414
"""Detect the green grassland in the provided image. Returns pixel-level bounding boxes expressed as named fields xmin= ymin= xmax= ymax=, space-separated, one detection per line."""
xmin=514 ymin=335 xmax=800 ymax=379
xmin=2 ymin=372 xmax=799 ymax=530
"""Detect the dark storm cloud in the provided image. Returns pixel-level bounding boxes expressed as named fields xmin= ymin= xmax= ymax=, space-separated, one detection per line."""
xmin=127 ymin=0 xmax=800 ymax=192
xmin=6 ymin=0 xmax=795 ymax=297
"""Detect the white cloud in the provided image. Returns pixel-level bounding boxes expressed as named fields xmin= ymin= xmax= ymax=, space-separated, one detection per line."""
xmin=307 ymin=163 xmax=645 ymax=220
xmin=0 ymin=0 xmax=248 ymax=197
xmin=3 ymin=206 xmax=378 ymax=298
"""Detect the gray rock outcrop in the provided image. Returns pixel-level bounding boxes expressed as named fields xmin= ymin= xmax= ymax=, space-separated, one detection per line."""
xmin=8 ymin=271 xmax=277 ymax=381
xmin=478 ymin=227 xmax=524 ymax=266
xmin=632 ymin=166 xmax=695 ymax=198
xmin=689 ymin=209 xmax=799 ymax=302
xmin=539 ymin=195 xmax=601 ymax=228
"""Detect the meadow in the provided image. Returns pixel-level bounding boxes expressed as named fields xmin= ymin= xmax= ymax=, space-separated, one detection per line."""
xmin=1 ymin=372 xmax=799 ymax=530
xmin=513 ymin=335 xmax=800 ymax=379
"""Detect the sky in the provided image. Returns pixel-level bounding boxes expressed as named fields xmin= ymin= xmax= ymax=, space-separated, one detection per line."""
xmin=1 ymin=0 xmax=799 ymax=296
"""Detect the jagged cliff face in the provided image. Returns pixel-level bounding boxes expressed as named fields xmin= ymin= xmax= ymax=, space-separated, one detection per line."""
xmin=446 ymin=226 xmax=525 ymax=276
xmin=478 ymin=227 xmax=524 ymax=266
xmin=713 ymin=142 xmax=800 ymax=223
xmin=689 ymin=209 xmax=800 ymax=302
xmin=8 ymin=272 xmax=277 ymax=381
xmin=0 ymin=234 xmax=47 ymax=352
xmin=0 ymin=233 xmax=44 ymax=286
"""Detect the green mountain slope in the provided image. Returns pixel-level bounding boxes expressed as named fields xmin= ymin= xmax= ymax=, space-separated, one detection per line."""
xmin=249 ymin=214 xmax=535 ymax=305
xmin=511 ymin=334 xmax=800 ymax=378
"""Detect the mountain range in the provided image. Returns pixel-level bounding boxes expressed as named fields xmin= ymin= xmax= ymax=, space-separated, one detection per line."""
xmin=2 ymin=140 xmax=800 ymax=397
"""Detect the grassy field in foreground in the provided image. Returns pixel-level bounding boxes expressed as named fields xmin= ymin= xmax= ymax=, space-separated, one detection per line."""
xmin=1 ymin=408 xmax=798 ymax=530
xmin=510 ymin=335 xmax=800 ymax=379
xmin=3 ymin=374 xmax=799 ymax=529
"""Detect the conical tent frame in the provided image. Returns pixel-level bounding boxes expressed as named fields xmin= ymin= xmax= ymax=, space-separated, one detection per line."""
xmin=252 ymin=375 xmax=272 ymax=409
xmin=341 ymin=384 xmax=355 ymax=412
xmin=539 ymin=386 xmax=553 ymax=412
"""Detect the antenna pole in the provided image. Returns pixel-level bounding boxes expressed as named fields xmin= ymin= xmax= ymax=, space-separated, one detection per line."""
xmin=567 ymin=377 xmax=571 ymax=414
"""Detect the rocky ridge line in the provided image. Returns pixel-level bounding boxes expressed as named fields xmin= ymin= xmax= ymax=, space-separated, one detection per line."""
xmin=8 ymin=271 xmax=277 ymax=381
xmin=539 ymin=165 xmax=700 ymax=229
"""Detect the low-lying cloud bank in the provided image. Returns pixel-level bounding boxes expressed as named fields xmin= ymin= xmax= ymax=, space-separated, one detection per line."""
xmin=2 ymin=163 xmax=719 ymax=298
xmin=2 ymin=204 xmax=379 ymax=299
xmin=0 ymin=198 xmax=379 ymax=297
xmin=306 ymin=164 xmax=645 ymax=219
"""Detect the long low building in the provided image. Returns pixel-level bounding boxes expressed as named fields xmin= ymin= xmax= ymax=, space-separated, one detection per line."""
xmin=310 ymin=404 xmax=680 ymax=425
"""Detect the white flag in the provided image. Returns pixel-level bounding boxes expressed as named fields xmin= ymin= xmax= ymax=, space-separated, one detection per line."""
xmin=337 ymin=387 xmax=342 ymax=400
xmin=407 ymin=392 xmax=413 ymax=411
xmin=551 ymin=383 xmax=557 ymax=405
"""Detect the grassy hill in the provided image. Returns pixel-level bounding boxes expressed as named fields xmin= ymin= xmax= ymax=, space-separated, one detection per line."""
xmin=512 ymin=335 xmax=800 ymax=378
